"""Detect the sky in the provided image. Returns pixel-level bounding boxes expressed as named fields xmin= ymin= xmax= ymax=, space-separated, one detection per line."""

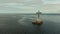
xmin=0 ymin=0 xmax=60 ymax=13
xmin=41 ymin=0 xmax=60 ymax=13
xmin=43 ymin=0 xmax=60 ymax=4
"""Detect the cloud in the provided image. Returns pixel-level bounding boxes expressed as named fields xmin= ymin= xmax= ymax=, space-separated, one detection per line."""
xmin=0 ymin=3 xmax=36 ymax=13
xmin=0 ymin=0 xmax=60 ymax=13
xmin=43 ymin=0 xmax=60 ymax=4
xmin=0 ymin=0 xmax=43 ymax=13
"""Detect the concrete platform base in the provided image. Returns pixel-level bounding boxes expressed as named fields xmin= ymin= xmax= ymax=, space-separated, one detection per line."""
xmin=32 ymin=19 xmax=43 ymax=25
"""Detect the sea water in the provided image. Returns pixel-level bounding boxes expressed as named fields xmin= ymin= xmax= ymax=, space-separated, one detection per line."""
xmin=0 ymin=14 xmax=60 ymax=34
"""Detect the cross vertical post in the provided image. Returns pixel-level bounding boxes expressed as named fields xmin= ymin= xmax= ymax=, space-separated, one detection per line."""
xmin=36 ymin=10 xmax=41 ymax=19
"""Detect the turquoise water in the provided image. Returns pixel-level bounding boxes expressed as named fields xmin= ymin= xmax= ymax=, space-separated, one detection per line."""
xmin=0 ymin=14 xmax=60 ymax=34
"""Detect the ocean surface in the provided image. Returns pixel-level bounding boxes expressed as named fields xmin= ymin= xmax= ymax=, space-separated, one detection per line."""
xmin=0 ymin=14 xmax=60 ymax=34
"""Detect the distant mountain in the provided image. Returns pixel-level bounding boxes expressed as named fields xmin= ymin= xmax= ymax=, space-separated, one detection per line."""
xmin=0 ymin=13 xmax=60 ymax=15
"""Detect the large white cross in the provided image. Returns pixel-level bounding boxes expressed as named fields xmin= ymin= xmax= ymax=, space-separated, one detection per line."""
xmin=36 ymin=10 xmax=42 ymax=19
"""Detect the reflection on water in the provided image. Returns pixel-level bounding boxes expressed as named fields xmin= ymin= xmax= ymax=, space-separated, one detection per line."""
xmin=0 ymin=14 xmax=60 ymax=34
